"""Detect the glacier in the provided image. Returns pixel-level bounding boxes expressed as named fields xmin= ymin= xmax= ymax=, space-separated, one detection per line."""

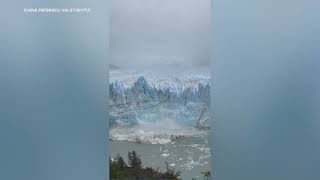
xmin=109 ymin=68 xmax=211 ymax=144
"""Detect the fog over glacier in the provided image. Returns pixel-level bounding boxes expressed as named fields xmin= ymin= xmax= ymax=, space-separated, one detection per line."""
xmin=110 ymin=0 xmax=211 ymax=68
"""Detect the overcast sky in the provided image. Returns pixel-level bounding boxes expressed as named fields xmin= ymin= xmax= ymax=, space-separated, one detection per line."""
xmin=110 ymin=0 xmax=211 ymax=68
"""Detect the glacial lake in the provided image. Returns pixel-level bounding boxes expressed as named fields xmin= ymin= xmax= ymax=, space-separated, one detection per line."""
xmin=110 ymin=134 xmax=212 ymax=180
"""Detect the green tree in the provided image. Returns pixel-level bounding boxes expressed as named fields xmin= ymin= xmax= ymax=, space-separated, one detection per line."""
xmin=128 ymin=150 xmax=142 ymax=169
xmin=116 ymin=153 xmax=126 ymax=169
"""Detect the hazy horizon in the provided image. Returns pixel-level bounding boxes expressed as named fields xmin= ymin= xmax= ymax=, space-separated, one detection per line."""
xmin=110 ymin=0 xmax=211 ymax=68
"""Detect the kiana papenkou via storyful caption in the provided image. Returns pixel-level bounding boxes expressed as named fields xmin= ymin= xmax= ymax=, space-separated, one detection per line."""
xmin=24 ymin=8 xmax=91 ymax=13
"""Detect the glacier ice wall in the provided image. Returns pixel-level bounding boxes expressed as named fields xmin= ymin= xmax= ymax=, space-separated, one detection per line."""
xmin=109 ymin=76 xmax=210 ymax=127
